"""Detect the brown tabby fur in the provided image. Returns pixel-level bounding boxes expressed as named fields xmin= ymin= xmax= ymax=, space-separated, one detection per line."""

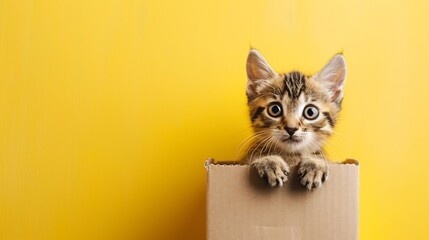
xmin=242 ymin=49 xmax=346 ymax=190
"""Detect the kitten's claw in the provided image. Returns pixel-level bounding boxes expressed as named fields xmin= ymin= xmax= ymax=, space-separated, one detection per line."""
xmin=251 ymin=155 xmax=290 ymax=187
xmin=298 ymin=158 xmax=328 ymax=190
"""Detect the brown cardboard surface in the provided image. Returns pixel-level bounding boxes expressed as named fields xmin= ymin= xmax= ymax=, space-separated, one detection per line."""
xmin=206 ymin=160 xmax=359 ymax=240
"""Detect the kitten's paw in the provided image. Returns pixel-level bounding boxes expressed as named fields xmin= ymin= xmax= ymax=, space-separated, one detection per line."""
xmin=298 ymin=158 xmax=328 ymax=190
xmin=251 ymin=155 xmax=290 ymax=187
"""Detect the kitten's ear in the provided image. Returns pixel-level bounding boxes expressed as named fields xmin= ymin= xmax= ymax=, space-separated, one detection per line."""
xmin=246 ymin=50 xmax=278 ymax=98
xmin=314 ymin=54 xmax=347 ymax=105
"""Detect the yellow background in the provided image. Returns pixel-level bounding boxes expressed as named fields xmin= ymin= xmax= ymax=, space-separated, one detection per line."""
xmin=1 ymin=0 xmax=428 ymax=239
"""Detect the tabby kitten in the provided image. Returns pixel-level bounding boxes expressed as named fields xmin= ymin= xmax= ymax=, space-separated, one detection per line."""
xmin=244 ymin=49 xmax=346 ymax=190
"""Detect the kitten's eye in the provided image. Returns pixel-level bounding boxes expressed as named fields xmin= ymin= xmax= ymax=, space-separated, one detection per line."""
xmin=267 ymin=103 xmax=283 ymax=117
xmin=303 ymin=104 xmax=319 ymax=120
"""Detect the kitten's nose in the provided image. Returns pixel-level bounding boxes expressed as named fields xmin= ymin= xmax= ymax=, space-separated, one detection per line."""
xmin=285 ymin=127 xmax=298 ymax=136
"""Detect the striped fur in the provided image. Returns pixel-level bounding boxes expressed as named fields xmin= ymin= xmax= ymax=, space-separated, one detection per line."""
xmin=243 ymin=49 xmax=346 ymax=190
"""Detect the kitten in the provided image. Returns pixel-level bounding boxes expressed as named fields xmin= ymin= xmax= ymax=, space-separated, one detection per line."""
xmin=243 ymin=49 xmax=346 ymax=190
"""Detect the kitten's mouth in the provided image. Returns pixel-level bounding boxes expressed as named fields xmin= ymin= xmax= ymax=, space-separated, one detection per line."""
xmin=281 ymin=135 xmax=302 ymax=144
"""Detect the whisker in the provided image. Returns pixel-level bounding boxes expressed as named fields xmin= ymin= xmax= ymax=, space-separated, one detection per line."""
xmin=259 ymin=136 xmax=274 ymax=159
xmin=267 ymin=137 xmax=278 ymax=156
xmin=234 ymin=130 xmax=269 ymax=161
xmin=247 ymin=135 xmax=271 ymax=163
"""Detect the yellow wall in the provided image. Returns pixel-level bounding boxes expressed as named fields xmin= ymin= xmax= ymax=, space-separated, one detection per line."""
xmin=1 ymin=0 xmax=428 ymax=239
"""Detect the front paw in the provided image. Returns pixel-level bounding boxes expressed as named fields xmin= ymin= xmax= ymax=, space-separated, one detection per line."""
xmin=298 ymin=158 xmax=328 ymax=190
xmin=251 ymin=155 xmax=290 ymax=187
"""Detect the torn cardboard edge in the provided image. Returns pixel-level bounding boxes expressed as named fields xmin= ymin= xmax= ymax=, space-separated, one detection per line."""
xmin=205 ymin=157 xmax=359 ymax=170
xmin=206 ymin=158 xmax=359 ymax=240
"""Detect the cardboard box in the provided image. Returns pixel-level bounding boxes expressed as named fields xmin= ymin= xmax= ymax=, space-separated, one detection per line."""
xmin=206 ymin=159 xmax=359 ymax=240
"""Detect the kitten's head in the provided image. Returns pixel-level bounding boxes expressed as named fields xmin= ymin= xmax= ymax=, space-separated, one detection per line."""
xmin=246 ymin=49 xmax=346 ymax=154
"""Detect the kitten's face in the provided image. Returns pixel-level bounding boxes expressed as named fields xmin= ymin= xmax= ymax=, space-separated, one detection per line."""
xmin=246 ymin=50 xmax=346 ymax=154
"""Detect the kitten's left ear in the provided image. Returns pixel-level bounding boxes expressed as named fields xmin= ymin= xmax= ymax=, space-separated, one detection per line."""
xmin=313 ymin=54 xmax=347 ymax=105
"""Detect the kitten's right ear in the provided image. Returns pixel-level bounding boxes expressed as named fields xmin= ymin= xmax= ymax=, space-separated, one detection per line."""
xmin=246 ymin=50 xmax=278 ymax=98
